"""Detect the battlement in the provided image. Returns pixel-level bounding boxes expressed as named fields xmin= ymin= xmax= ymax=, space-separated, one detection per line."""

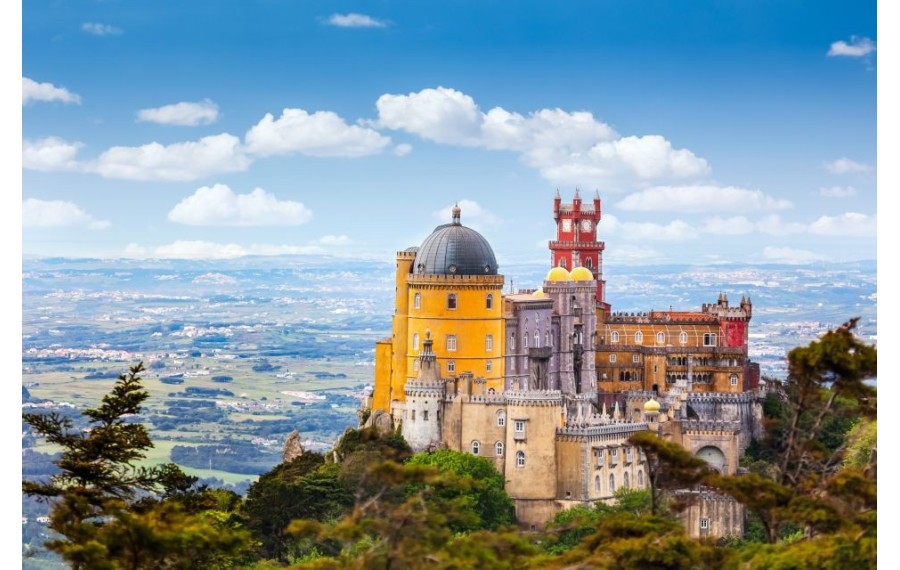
xmin=557 ymin=422 xmax=648 ymax=439
xmin=407 ymin=274 xmax=505 ymax=287
xmin=608 ymin=311 xmax=717 ymax=324
xmin=505 ymin=390 xmax=563 ymax=405
xmin=680 ymin=419 xmax=742 ymax=433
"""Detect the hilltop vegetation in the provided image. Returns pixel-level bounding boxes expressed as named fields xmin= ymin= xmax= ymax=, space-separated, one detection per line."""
xmin=23 ymin=321 xmax=876 ymax=569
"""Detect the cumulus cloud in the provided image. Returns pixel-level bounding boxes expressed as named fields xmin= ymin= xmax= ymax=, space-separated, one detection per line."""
xmin=23 ymin=198 xmax=109 ymax=230
xmin=316 ymin=235 xmax=352 ymax=246
xmin=616 ymin=185 xmax=791 ymax=212
xmin=123 ymin=241 xmax=326 ymax=259
xmin=433 ymin=199 xmax=500 ymax=229
xmin=754 ymin=215 xmax=806 ymax=236
xmin=137 ymin=99 xmax=219 ymax=126
xmin=827 ymin=36 xmax=876 ymax=57
xmin=93 ymin=133 xmax=250 ymax=181
xmin=393 ymin=143 xmax=413 ymax=156
xmin=820 ymin=186 xmax=857 ymax=198
xmin=605 ymin=244 xmax=662 ymax=264
xmin=325 ymin=13 xmax=389 ymax=28
xmin=81 ymin=22 xmax=123 ymax=36
xmin=808 ymin=212 xmax=875 ymax=236
xmin=22 ymin=77 xmax=81 ymax=105
xmin=168 ymin=184 xmax=313 ymax=226
xmin=244 ymin=108 xmax=391 ymax=157
xmin=761 ymin=247 xmax=826 ymax=264
xmin=23 ymin=137 xmax=84 ymax=171
xmin=598 ymin=214 xmax=695 ymax=241
xmin=824 ymin=157 xmax=871 ymax=174
xmin=374 ymin=87 xmax=708 ymax=188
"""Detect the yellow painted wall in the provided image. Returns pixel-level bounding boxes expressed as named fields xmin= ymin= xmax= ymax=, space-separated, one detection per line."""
xmin=372 ymin=340 xmax=393 ymax=411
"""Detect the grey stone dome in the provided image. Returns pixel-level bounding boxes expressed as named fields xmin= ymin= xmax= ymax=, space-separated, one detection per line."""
xmin=413 ymin=206 xmax=498 ymax=276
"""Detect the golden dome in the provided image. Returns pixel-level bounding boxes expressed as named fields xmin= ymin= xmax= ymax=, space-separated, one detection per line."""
xmin=644 ymin=399 xmax=661 ymax=413
xmin=570 ymin=266 xmax=594 ymax=281
xmin=546 ymin=267 xmax=571 ymax=282
xmin=533 ymin=288 xmax=545 ymax=298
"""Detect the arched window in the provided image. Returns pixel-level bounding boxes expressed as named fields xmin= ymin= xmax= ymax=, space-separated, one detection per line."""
xmin=638 ymin=470 xmax=644 ymax=488
xmin=510 ymin=334 xmax=516 ymax=350
xmin=534 ymin=331 xmax=540 ymax=348
xmin=486 ymin=360 xmax=493 ymax=372
xmin=471 ymin=441 xmax=480 ymax=455
xmin=413 ymin=333 xmax=420 ymax=351
xmin=731 ymin=374 xmax=739 ymax=386
xmin=524 ymin=331 xmax=529 ymax=348
xmin=609 ymin=474 xmax=616 ymax=493
xmin=414 ymin=293 xmax=421 ymax=310
xmin=447 ymin=293 xmax=457 ymax=310
xmin=679 ymin=331 xmax=688 ymax=344
xmin=595 ymin=475 xmax=601 ymax=492
xmin=624 ymin=472 xmax=630 ymax=489
xmin=611 ymin=331 xmax=619 ymax=343
xmin=486 ymin=294 xmax=493 ymax=310
xmin=634 ymin=331 xmax=643 ymax=344
xmin=496 ymin=442 xmax=504 ymax=457
xmin=656 ymin=332 xmax=665 ymax=344
xmin=546 ymin=332 xmax=551 ymax=347
xmin=516 ymin=451 xmax=526 ymax=468
xmin=447 ymin=360 xmax=456 ymax=373
xmin=497 ymin=410 xmax=506 ymax=427
xmin=585 ymin=258 xmax=593 ymax=269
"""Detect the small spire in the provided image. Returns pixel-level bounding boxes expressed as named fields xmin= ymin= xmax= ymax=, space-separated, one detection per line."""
xmin=451 ymin=203 xmax=461 ymax=225
xmin=594 ymin=189 xmax=600 ymax=199
xmin=555 ymin=188 xmax=561 ymax=199
xmin=574 ymin=188 xmax=581 ymax=200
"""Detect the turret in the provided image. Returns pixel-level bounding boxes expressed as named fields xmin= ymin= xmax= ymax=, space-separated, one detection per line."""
xmin=553 ymin=189 xmax=561 ymax=221
xmin=573 ymin=188 xmax=582 ymax=213
xmin=593 ymin=190 xmax=601 ymax=216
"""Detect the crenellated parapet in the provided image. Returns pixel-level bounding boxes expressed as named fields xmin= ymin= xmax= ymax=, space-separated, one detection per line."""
xmin=506 ymin=389 xmax=563 ymax=406
xmin=680 ymin=419 xmax=742 ymax=434
xmin=557 ymin=422 xmax=648 ymax=441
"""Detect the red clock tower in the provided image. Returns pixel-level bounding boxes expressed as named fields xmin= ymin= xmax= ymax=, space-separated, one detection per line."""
xmin=549 ymin=189 xmax=607 ymax=306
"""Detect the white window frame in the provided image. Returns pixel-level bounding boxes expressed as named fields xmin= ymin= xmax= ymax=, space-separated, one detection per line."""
xmin=471 ymin=441 xmax=480 ymax=455
xmin=730 ymin=374 xmax=739 ymax=386
xmin=497 ymin=410 xmax=506 ymax=427
xmin=447 ymin=293 xmax=458 ymax=310
xmin=610 ymin=331 xmax=619 ymax=343
xmin=486 ymin=360 xmax=493 ymax=372
xmin=516 ymin=451 xmax=526 ymax=468
xmin=703 ymin=333 xmax=717 ymax=347
xmin=495 ymin=441 xmax=504 ymax=456
xmin=609 ymin=354 xmax=617 ymax=363
xmin=486 ymin=294 xmax=493 ymax=310
xmin=632 ymin=353 xmax=640 ymax=363
xmin=485 ymin=334 xmax=493 ymax=352
xmin=657 ymin=332 xmax=665 ymax=344
xmin=414 ymin=293 xmax=421 ymax=310
xmin=700 ymin=518 xmax=710 ymax=530
xmin=447 ymin=360 xmax=456 ymax=373
xmin=413 ymin=333 xmax=420 ymax=351
xmin=446 ymin=335 xmax=457 ymax=351
xmin=680 ymin=331 xmax=688 ymax=344
xmin=634 ymin=331 xmax=643 ymax=344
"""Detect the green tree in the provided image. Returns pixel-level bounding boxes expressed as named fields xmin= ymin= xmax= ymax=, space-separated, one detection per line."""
xmin=406 ymin=449 xmax=516 ymax=531
xmin=22 ymin=363 xmax=250 ymax=569
xmin=544 ymin=488 xmax=653 ymax=554
xmin=627 ymin=431 xmax=711 ymax=515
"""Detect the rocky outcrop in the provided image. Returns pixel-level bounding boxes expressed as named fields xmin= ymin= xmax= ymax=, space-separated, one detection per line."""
xmin=282 ymin=429 xmax=304 ymax=462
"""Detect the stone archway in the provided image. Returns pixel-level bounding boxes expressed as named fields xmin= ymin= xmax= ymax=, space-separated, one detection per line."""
xmin=696 ymin=445 xmax=726 ymax=472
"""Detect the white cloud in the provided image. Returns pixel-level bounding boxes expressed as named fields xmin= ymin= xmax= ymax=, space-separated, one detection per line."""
xmin=374 ymin=87 xmax=708 ymax=188
xmin=23 ymin=137 xmax=84 ymax=171
xmin=23 ymin=198 xmax=109 ymax=230
xmin=827 ymin=36 xmax=876 ymax=57
xmin=81 ymin=22 xmax=123 ymax=36
xmin=93 ymin=133 xmax=251 ymax=181
xmin=808 ymin=212 xmax=875 ymax=237
xmin=168 ymin=184 xmax=313 ymax=226
xmin=616 ymin=185 xmax=791 ymax=212
xmin=22 ymin=77 xmax=81 ymax=105
xmin=123 ymin=241 xmax=326 ymax=259
xmin=754 ymin=215 xmax=806 ymax=236
xmin=761 ymin=247 xmax=826 ymax=264
xmin=824 ymin=157 xmax=871 ymax=174
xmin=598 ymin=214 xmax=695 ymax=241
xmin=605 ymin=244 xmax=662 ymax=264
xmin=325 ymin=13 xmax=389 ymax=28
xmin=316 ymin=235 xmax=352 ymax=246
xmin=701 ymin=216 xmax=755 ymax=235
xmin=244 ymin=108 xmax=391 ymax=157
xmin=393 ymin=143 xmax=413 ymax=156
xmin=433 ymin=199 xmax=500 ymax=229
xmin=819 ymin=186 xmax=857 ymax=198
xmin=137 ymin=99 xmax=219 ymax=126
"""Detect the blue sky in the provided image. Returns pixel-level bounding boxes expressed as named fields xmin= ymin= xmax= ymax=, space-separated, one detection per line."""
xmin=20 ymin=0 xmax=878 ymax=266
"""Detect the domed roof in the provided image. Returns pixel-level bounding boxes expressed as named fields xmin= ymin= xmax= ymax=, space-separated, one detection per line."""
xmin=644 ymin=399 xmax=661 ymax=413
xmin=570 ymin=266 xmax=594 ymax=281
xmin=546 ymin=267 xmax=571 ymax=282
xmin=533 ymin=288 xmax=545 ymax=298
xmin=413 ymin=205 xmax=498 ymax=276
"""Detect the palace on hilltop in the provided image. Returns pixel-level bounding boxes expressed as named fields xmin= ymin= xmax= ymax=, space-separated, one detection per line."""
xmin=363 ymin=191 xmax=764 ymax=536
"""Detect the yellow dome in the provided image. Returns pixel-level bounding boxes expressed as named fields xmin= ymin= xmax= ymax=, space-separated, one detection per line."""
xmin=533 ymin=288 xmax=545 ymax=298
xmin=546 ymin=267 xmax=571 ymax=282
xmin=570 ymin=266 xmax=594 ymax=281
xmin=644 ymin=399 xmax=661 ymax=413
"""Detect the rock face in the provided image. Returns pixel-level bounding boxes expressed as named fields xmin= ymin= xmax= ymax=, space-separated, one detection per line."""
xmin=363 ymin=409 xmax=394 ymax=436
xmin=282 ymin=430 xmax=304 ymax=462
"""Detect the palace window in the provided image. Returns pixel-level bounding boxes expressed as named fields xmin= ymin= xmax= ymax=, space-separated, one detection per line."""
xmin=486 ymin=360 xmax=493 ymax=372
xmin=423 ymin=411 xmax=428 ymax=421
xmin=609 ymin=474 xmax=616 ymax=493
xmin=657 ymin=332 xmax=665 ymax=344
xmin=447 ymin=293 xmax=458 ymax=310
xmin=413 ymin=333 xmax=420 ymax=351
xmin=586 ymin=258 xmax=593 ymax=269
xmin=610 ymin=354 xmax=617 ymax=363
xmin=595 ymin=475 xmax=601 ymax=492
xmin=486 ymin=294 xmax=493 ymax=310
xmin=610 ymin=331 xmax=619 ymax=343
xmin=514 ymin=420 xmax=526 ymax=440
xmin=497 ymin=410 xmax=506 ymax=427
xmin=634 ymin=331 xmax=643 ymax=344
xmin=546 ymin=332 xmax=551 ymax=347
xmin=524 ymin=332 xmax=529 ymax=348
xmin=414 ymin=293 xmax=421 ymax=310
xmin=700 ymin=518 xmax=710 ymax=530
xmin=638 ymin=470 xmax=644 ymax=488
xmin=534 ymin=331 xmax=540 ymax=347
xmin=486 ymin=334 xmax=493 ymax=352
xmin=680 ymin=331 xmax=688 ymax=344
xmin=447 ymin=360 xmax=456 ymax=373
xmin=624 ymin=472 xmax=630 ymax=489
xmin=559 ymin=258 xmax=567 ymax=269
xmin=633 ymin=354 xmax=640 ymax=363
xmin=447 ymin=335 xmax=457 ymax=351
xmin=411 ymin=410 xmax=416 ymax=421
xmin=516 ymin=451 xmax=526 ymax=468
xmin=730 ymin=374 xmax=739 ymax=386
xmin=594 ymin=448 xmax=604 ymax=468
xmin=496 ymin=442 xmax=504 ymax=456
xmin=471 ymin=441 xmax=480 ymax=455
xmin=703 ymin=333 xmax=717 ymax=347
xmin=510 ymin=334 xmax=516 ymax=350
